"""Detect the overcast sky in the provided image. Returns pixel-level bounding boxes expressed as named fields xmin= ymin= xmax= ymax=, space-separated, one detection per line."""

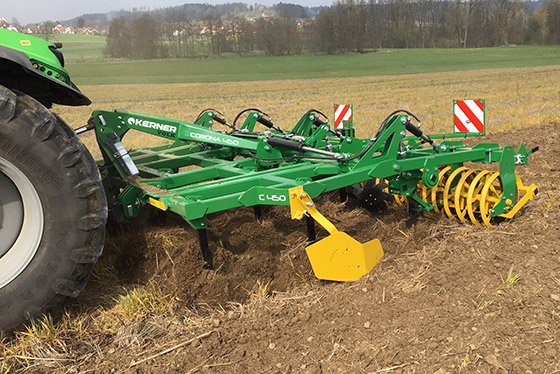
xmin=1 ymin=0 xmax=331 ymax=25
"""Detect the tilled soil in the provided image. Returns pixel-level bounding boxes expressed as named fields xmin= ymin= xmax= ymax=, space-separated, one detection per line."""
xmin=27 ymin=123 xmax=560 ymax=373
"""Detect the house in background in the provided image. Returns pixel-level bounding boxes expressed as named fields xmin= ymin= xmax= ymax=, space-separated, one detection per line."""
xmin=53 ymin=24 xmax=76 ymax=34
xmin=78 ymin=27 xmax=98 ymax=35
xmin=1 ymin=18 xmax=19 ymax=32
xmin=25 ymin=25 xmax=44 ymax=34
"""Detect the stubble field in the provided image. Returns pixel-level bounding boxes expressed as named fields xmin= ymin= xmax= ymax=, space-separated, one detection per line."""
xmin=1 ymin=64 xmax=560 ymax=373
xmin=59 ymin=65 xmax=560 ymax=154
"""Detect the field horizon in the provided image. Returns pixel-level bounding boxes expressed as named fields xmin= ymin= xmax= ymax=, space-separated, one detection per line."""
xmin=64 ymin=45 xmax=560 ymax=85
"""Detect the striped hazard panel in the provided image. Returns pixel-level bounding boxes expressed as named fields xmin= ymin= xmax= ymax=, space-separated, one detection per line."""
xmin=454 ymin=99 xmax=485 ymax=133
xmin=334 ymin=104 xmax=352 ymax=129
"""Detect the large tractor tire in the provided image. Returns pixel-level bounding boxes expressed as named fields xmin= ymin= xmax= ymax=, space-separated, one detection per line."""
xmin=0 ymin=86 xmax=107 ymax=334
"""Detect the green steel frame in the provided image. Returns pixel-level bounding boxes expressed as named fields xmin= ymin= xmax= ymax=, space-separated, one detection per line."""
xmin=92 ymin=108 xmax=536 ymax=235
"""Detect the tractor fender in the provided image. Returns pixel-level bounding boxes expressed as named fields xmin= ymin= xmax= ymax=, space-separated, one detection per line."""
xmin=0 ymin=45 xmax=90 ymax=107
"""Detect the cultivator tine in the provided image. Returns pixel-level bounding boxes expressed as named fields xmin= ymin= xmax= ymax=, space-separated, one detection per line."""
xmin=253 ymin=205 xmax=263 ymax=222
xmin=306 ymin=215 xmax=317 ymax=242
xmin=289 ymin=186 xmax=384 ymax=282
xmin=198 ymin=229 xmax=213 ymax=269
xmin=339 ymin=188 xmax=348 ymax=203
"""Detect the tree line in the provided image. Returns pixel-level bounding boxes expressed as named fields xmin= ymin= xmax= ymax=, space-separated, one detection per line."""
xmin=106 ymin=0 xmax=560 ymax=59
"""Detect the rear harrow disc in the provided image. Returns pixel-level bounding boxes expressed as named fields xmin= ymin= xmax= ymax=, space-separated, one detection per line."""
xmin=443 ymin=166 xmax=468 ymax=218
xmin=454 ymin=168 xmax=479 ymax=222
xmin=479 ymin=172 xmax=513 ymax=228
xmin=430 ymin=166 xmax=452 ymax=213
xmin=376 ymin=178 xmax=403 ymax=206
xmin=357 ymin=179 xmax=393 ymax=215
xmin=466 ymin=170 xmax=493 ymax=225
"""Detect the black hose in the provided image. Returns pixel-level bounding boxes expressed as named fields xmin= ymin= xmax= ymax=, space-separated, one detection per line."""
xmin=244 ymin=109 xmax=422 ymax=163
xmin=337 ymin=109 xmax=422 ymax=162
xmin=195 ymin=108 xmax=225 ymax=123
xmin=291 ymin=109 xmax=330 ymax=135
xmin=233 ymin=108 xmax=266 ymax=128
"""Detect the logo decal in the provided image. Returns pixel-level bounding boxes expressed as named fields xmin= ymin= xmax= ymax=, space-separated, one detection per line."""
xmin=189 ymin=132 xmax=239 ymax=146
xmin=127 ymin=117 xmax=177 ymax=134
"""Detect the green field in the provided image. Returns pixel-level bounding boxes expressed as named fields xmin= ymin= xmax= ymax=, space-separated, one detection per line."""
xmin=34 ymin=33 xmax=106 ymax=63
xmin=66 ymin=45 xmax=560 ymax=85
xmin=27 ymin=34 xmax=560 ymax=84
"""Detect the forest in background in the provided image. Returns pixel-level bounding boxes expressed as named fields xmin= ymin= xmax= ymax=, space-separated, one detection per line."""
xmin=101 ymin=0 xmax=560 ymax=58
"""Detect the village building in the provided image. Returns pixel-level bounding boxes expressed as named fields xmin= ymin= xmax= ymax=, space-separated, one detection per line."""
xmin=0 ymin=17 xmax=18 ymax=32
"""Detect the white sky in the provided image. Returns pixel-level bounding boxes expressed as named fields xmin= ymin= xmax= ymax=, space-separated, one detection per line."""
xmin=1 ymin=0 xmax=331 ymax=25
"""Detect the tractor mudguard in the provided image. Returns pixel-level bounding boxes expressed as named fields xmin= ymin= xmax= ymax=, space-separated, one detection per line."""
xmin=0 ymin=38 xmax=90 ymax=107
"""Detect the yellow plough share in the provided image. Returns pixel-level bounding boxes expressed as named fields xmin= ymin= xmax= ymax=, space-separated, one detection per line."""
xmin=289 ymin=186 xmax=384 ymax=282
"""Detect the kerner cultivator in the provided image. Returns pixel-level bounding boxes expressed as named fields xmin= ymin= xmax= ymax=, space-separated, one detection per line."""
xmin=85 ymin=100 xmax=537 ymax=282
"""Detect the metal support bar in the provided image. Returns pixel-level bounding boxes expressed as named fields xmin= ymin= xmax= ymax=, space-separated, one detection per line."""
xmin=197 ymin=229 xmax=213 ymax=269
xmin=289 ymin=186 xmax=338 ymax=235
xmin=339 ymin=187 xmax=348 ymax=203
xmin=254 ymin=205 xmax=263 ymax=222
xmin=306 ymin=215 xmax=316 ymax=242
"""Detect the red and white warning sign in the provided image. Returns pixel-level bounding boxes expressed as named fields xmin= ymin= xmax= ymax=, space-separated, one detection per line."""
xmin=334 ymin=104 xmax=352 ymax=129
xmin=454 ymin=99 xmax=485 ymax=133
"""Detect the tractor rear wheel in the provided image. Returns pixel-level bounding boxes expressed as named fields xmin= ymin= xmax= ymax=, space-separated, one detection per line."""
xmin=0 ymin=86 xmax=107 ymax=334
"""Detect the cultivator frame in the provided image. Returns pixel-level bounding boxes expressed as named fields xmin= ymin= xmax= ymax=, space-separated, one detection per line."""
xmin=89 ymin=104 xmax=537 ymax=281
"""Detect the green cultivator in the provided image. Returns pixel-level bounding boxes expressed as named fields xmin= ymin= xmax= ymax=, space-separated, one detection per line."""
xmin=87 ymin=104 xmax=537 ymax=281
xmin=0 ymin=29 xmax=537 ymax=332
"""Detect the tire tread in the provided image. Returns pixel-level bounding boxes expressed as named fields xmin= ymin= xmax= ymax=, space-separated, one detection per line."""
xmin=0 ymin=86 xmax=107 ymax=333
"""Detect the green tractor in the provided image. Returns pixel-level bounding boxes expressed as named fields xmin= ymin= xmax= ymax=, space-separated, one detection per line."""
xmin=0 ymin=29 xmax=538 ymax=334
xmin=0 ymin=29 xmax=107 ymax=333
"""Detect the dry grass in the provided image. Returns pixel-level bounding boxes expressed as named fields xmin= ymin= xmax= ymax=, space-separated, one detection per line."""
xmin=55 ymin=65 xmax=560 ymax=158
xmin=0 ymin=284 xmax=176 ymax=372
xmin=0 ymin=284 xmax=316 ymax=373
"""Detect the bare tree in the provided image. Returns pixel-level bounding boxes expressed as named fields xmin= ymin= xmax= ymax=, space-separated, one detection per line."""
xmin=546 ymin=0 xmax=560 ymax=43
xmin=131 ymin=14 xmax=160 ymax=59
xmin=106 ymin=17 xmax=131 ymax=58
xmin=204 ymin=15 xmax=226 ymax=56
xmin=43 ymin=21 xmax=55 ymax=42
xmin=314 ymin=9 xmax=337 ymax=53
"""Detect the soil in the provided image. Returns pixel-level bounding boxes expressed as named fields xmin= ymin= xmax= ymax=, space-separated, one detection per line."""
xmin=15 ymin=124 xmax=560 ymax=373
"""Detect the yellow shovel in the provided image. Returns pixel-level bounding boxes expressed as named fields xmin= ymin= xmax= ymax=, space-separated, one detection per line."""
xmin=289 ymin=186 xmax=384 ymax=282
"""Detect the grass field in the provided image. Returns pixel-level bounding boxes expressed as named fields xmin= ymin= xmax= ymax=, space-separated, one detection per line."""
xmin=65 ymin=45 xmax=560 ymax=85
xmin=30 ymin=33 xmax=560 ymax=85
xmin=34 ymin=33 xmax=106 ymax=63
